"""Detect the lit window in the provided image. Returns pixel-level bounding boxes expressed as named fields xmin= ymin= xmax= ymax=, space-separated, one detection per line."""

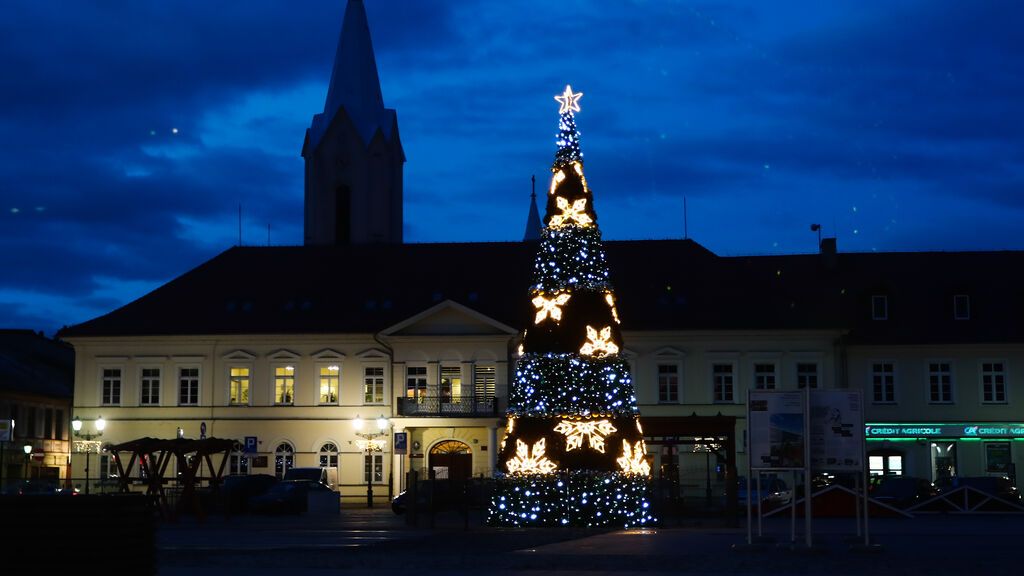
xmin=319 ymin=442 xmax=339 ymax=470
xmin=319 ymin=365 xmax=339 ymax=404
xmin=474 ymin=365 xmax=496 ymax=399
xmin=364 ymin=366 xmax=384 ymax=404
xmin=406 ymin=366 xmax=427 ymax=401
xmin=364 ymin=453 xmax=384 ymax=483
xmin=274 ymin=366 xmax=295 ymax=405
xmin=440 ymin=366 xmax=462 ymax=404
xmin=229 ymin=367 xmax=250 ymax=405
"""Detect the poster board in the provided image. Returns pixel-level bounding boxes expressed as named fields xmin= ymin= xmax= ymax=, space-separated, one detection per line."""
xmin=809 ymin=390 xmax=863 ymax=471
xmin=748 ymin=390 xmax=806 ymax=470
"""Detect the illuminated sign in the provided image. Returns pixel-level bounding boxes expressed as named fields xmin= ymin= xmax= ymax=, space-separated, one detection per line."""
xmin=865 ymin=422 xmax=1024 ymax=440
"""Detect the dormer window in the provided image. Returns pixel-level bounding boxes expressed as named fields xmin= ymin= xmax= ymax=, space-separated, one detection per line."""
xmin=953 ymin=295 xmax=970 ymax=320
xmin=871 ymin=295 xmax=888 ymax=320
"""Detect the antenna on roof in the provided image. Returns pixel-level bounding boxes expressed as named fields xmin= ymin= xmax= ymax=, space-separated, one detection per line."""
xmin=684 ymin=196 xmax=689 ymax=240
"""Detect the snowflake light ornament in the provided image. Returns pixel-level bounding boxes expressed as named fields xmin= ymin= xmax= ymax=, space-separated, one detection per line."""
xmin=532 ymin=292 xmax=572 ymax=324
xmin=506 ymin=438 xmax=558 ymax=475
xmin=548 ymin=196 xmax=593 ymax=228
xmin=580 ymin=325 xmax=619 ymax=357
xmin=617 ymin=439 xmax=651 ymax=475
xmin=554 ymin=419 xmax=618 ymax=453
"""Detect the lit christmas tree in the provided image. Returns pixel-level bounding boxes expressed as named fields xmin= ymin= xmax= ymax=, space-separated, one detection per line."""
xmin=488 ymin=86 xmax=654 ymax=528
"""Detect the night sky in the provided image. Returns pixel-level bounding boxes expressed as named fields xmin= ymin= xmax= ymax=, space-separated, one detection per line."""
xmin=2 ymin=1 xmax=1022 ymax=335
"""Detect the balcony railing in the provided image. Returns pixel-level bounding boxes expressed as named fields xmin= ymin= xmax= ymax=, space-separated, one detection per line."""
xmin=396 ymin=395 xmax=499 ymax=417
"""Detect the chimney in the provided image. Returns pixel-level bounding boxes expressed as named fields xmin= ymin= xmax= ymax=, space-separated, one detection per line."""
xmin=820 ymin=237 xmax=837 ymax=269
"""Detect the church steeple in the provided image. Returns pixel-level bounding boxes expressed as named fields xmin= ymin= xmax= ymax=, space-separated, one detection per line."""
xmin=303 ymin=0 xmax=405 ymax=246
xmin=523 ymin=175 xmax=542 ymax=241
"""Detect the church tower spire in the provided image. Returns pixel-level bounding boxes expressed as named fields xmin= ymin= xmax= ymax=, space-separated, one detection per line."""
xmin=302 ymin=0 xmax=405 ymax=246
xmin=523 ymin=175 xmax=542 ymax=241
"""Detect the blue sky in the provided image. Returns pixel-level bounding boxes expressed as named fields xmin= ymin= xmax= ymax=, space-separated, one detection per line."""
xmin=1 ymin=0 xmax=1022 ymax=335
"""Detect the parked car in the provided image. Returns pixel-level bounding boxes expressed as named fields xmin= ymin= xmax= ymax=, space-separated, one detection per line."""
xmin=248 ymin=480 xmax=311 ymax=515
xmin=868 ymin=476 xmax=938 ymax=508
xmin=737 ymin=476 xmax=792 ymax=510
xmin=391 ymin=478 xmax=492 ymax=515
xmin=221 ymin=474 xmax=278 ymax=514
xmin=283 ymin=467 xmax=335 ymax=490
xmin=17 ymin=480 xmax=60 ymax=495
xmin=942 ymin=476 xmax=1021 ymax=503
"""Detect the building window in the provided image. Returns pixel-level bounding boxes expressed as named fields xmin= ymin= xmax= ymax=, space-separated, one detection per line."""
xmin=871 ymin=295 xmax=888 ymax=320
xmin=474 ymin=365 xmax=496 ymax=400
xmin=44 ymin=408 xmax=54 ymax=439
xmin=274 ymin=366 xmax=295 ymax=405
xmin=319 ymin=442 xmax=339 ymax=469
xmin=55 ymin=409 xmax=64 ymax=441
xmin=274 ymin=443 xmax=294 ymax=479
xmin=657 ymin=364 xmax=679 ymax=403
xmin=406 ymin=366 xmax=427 ymax=401
xmin=229 ymin=367 xmax=250 ymax=406
xmin=440 ymin=366 xmax=462 ymax=403
xmin=363 ymin=366 xmax=384 ymax=404
xmin=140 ymin=368 xmax=161 ymax=406
xmin=229 ymin=441 xmax=249 ymax=475
xmin=101 ymin=368 xmax=122 ymax=406
xmin=364 ymin=453 xmax=384 ymax=483
xmin=712 ymin=364 xmax=734 ymax=403
xmin=796 ymin=363 xmax=818 ymax=389
xmin=986 ymin=442 xmax=1011 ymax=474
xmin=928 ymin=362 xmax=953 ymax=403
xmin=871 ymin=362 xmax=895 ymax=403
xmin=954 ymin=295 xmax=970 ymax=320
xmin=178 ymin=367 xmax=199 ymax=406
xmin=754 ymin=363 xmax=776 ymax=390
xmin=319 ymin=365 xmax=340 ymax=404
xmin=981 ymin=362 xmax=1006 ymax=404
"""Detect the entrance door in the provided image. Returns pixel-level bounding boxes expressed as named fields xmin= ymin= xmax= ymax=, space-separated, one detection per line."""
xmin=428 ymin=440 xmax=472 ymax=480
xmin=930 ymin=442 xmax=957 ymax=485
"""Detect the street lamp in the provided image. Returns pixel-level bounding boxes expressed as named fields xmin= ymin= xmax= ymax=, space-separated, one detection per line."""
xmin=23 ymin=444 xmax=32 ymax=479
xmin=353 ymin=414 xmax=390 ymax=508
xmin=72 ymin=415 xmax=106 ymax=495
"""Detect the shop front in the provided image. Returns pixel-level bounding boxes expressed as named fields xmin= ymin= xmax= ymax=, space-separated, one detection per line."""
xmin=865 ymin=422 xmax=1023 ymax=485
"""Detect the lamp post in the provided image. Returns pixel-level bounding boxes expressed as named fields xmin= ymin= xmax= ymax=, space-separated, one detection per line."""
xmin=23 ymin=444 xmax=32 ymax=480
xmin=353 ymin=414 xmax=390 ymax=508
xmin=72 ymin=415 xmax=106 ymax=495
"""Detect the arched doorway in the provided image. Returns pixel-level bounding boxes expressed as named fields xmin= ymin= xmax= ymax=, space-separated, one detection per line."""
xmin=428 ymin=440 xmax=472 ymax=480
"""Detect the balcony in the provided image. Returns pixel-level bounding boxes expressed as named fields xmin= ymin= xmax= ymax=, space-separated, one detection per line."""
xmin=396 ymin=395 xmax=499 ymax=418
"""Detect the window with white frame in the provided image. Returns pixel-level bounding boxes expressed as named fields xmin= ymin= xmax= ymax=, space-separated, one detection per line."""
xmin=364 ymin=453 xmax=384 ymax=483
xmin=363 ymin=366 xmax=384 ymax=404
xmin=754 ymin=363 xmax=776 ymax=390
xmin=406 ymin=366 xmax=427 ymax=401
xmin=440 ymin=366 xmax=462 ymax=403
xmin=101 ymin=368 xmax=122 ymax=406
xmin=274 ymin=366 xmax=295 ymax=405
xmin=796 ymin=363 xmax=818 ymax=389
xmin=657 ymin=364 xmax=679 ymax=403
xmin=178 ymin=367 xmax=199 ymax=406
xmin=319 ymin=442 xmax=339 ymax=469
xmin=928 ymin=362 xmax=953 ymax=403
xmin=474 ymin=365 xmax=496 ymax=400
xmin=871 ymin=362 xmax=895 ymax=403
xmin=229 ymin=366 xmax=250 ymax=405
xmin=140 ymin=367 xmax=160 ymax=406
xmin=274 ymin=442 xmax=294 ymax=479
xmin=712 ymin=364 xmax=734 ymax=403
xmin=229 ymin=441 xmax=250 ymax=475
xmin=954 ymin=295 xmax=970 ymax=320
xmin=981 ymin=362 xmax=1006 ymax=403
xmin=319 ymin=365 xmax=340 ymax=404
xmin=871 ymin=295 xmax=888 ymax=320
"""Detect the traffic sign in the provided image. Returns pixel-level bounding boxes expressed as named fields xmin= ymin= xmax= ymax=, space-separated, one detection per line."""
xmin=200 ymin=421 xmax=207 ymax=439
xmin=244 ymin=436 xmax=258 ymax=454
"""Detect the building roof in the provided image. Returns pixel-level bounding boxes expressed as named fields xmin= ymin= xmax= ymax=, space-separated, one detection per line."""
xmin=0 ymin=329 xmax=74 ymax=398
xmin=57 ymin=240 xmax=1024 ymax=345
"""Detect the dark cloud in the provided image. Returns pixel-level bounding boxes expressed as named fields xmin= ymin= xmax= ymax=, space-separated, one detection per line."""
xmin=1 ymin=0 xmax=1021 ymax=334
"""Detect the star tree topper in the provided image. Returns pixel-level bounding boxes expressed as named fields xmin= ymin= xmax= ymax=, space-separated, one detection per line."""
xmin=555 ymin=85 xmax=583 ymax=114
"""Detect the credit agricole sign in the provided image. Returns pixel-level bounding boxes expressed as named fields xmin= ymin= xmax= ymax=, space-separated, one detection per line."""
xmin=866 ymin=423 xmax=1024 ymax=439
